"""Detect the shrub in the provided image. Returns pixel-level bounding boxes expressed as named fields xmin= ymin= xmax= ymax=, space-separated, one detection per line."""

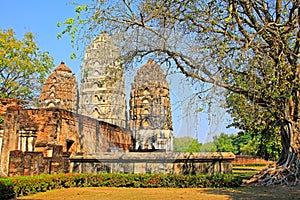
xmin=0 ymin=173 xmax=243 ymax=198
xmin=0 ymin=180 xmax=15 ymax=199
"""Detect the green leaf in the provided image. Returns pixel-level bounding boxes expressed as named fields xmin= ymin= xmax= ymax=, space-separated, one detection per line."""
xmin=70 ymin=52 xmax=76 ymax=59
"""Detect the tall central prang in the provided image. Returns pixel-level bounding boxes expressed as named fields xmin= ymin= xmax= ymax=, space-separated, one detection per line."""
xmin=78 ymin=31 xmax=127 ymax=128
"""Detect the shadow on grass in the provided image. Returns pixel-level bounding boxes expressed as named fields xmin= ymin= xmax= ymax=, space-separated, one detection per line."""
xmin=204 ymin=185 xmax=300 ymax=200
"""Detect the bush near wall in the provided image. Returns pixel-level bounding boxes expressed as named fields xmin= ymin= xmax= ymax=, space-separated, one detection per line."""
xmin=0 ymin=173 xmax=243 ymax=198
xmin=0 ymin=180 xmax=15 ymax=199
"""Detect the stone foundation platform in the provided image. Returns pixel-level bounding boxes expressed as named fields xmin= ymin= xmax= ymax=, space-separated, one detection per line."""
xmin=70 ymin=152 xmax=235 ymax=175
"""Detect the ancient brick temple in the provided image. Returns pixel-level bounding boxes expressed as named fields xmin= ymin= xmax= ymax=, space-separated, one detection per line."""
xmin=0 ymin=32 xmax=235 ymax=176
xmin=78 ymin=31 xmax=126 ymax=128
xmin=0 ymin=58 xmax=132 ymax=176
xmin=129 ymin=59 xmax=173 ymax=151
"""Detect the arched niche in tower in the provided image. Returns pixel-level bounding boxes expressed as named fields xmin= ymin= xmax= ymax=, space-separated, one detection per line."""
xmin=50 ymin=85 xmax=55 ymax=92
xmin=91 ymin=107 xmax=101 ymax=118
xmin=94 ymin=70 xmax=100 ymax=76
xmin=94 ymin=95 xmax=101 ymax=103
xmin=142 ymin=98 xmax=150 ymax=105
xmin=141 ymin=118 xmax=150 ymax=128
xmin=49 ymin=92 xmax=55 ymax=98
xmin=143 ymin=87 xmax=150 ymax=95
xmin=47 ymin=102 xmax=56 ymax=108
xmin=94 ymin=60 xmax=101 ymax=67
xmin=92 ymin=82 xmax=102 ymax=89
xmin=143 ymin=109 xmax=149 ymax=115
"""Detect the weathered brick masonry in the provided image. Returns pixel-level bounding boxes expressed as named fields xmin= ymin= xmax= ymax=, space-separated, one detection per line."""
xmin=0 ymin=99 xmax=132 ymax=176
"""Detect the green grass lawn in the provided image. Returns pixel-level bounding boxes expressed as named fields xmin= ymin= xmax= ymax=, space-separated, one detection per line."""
xmin=232 ymin=165 xmax=266 ymax=179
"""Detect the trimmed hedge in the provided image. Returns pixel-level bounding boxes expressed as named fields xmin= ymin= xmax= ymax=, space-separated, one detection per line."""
xmin=0 ymin=173 xmax=243 ymax=198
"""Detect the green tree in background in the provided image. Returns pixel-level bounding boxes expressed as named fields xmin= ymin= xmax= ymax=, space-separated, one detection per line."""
xmin=200 ymin=142 xmax=217 ymax=152
xmin=231 ymin=132 xmax=258 ymax=156
xmin=213 ymin=133 xmax=237 ymax=154
xmin=173 ymin=137 xmax=202 ymax=152
xmin=212 ymin=132 xmax=280 ymax=161
xmin=61 ymin=0 xmax=300 ymax=185
xmin=0 ymin=29 xmax=54 ymax=101
xmin=173 ymin=136 xmax=217 ymax=152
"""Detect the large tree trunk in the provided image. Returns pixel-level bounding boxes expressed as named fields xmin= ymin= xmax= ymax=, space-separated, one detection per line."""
xmin=245 ymin=94 xmax=300 ymax=185
xmin=244 ymin=70 xmax=300 ymax=185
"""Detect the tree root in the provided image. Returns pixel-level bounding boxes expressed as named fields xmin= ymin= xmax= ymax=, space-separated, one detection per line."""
xmin=243 ymin=158 xmax=300 ymax=186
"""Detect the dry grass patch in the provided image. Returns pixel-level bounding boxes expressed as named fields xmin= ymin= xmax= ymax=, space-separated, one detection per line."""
xmin=18 ymin=187 xmax=231 ymax=200
xmin=17 ymin=185 xmax=300 ymax=200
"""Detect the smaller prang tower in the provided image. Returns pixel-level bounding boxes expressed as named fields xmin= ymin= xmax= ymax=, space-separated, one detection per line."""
xmin=129 ymin=59 xmax=173 ymax=151
xmin=78 ymin=31 xmax=126 ymax=128
xmin=39 ymin=62 xmax=78 ymax=112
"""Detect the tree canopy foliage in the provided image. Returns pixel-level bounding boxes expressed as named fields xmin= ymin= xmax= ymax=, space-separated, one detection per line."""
xmin=212 ymin=132 xmax=280 ymax=160
xmin=0 ymin=29 xmax=54 ymax=101
xmin=173 ymin=136 xmax=202 ymax=152
xmin=213 ymin=133 xmax=237 ymax=153
xmin=61 ymin=0 xmax=299 ymax=185
xmin=173 ymin=133 xmax=279 ymax=160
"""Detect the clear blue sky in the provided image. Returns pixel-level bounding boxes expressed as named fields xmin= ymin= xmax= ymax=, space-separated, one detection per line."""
xmin=0 ymin=0 xmax=82 ymax=74
xmin=0 ymin=0 xmax=239 ymax=142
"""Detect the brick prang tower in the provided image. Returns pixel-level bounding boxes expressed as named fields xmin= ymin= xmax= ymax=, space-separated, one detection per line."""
xmin=129 ymin=59 xmax=173 ymax=151
xmin=39 ymin=62 xmax=78 ymax=112
xmin=78 ymin=31 xmax=127 ymax=128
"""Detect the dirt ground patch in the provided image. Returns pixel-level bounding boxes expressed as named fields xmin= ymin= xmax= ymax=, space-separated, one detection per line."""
xmin=17 ymin=187 xmax=230 ymax=200
xmin=17 ymin=185 xmax=300 ymax=200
